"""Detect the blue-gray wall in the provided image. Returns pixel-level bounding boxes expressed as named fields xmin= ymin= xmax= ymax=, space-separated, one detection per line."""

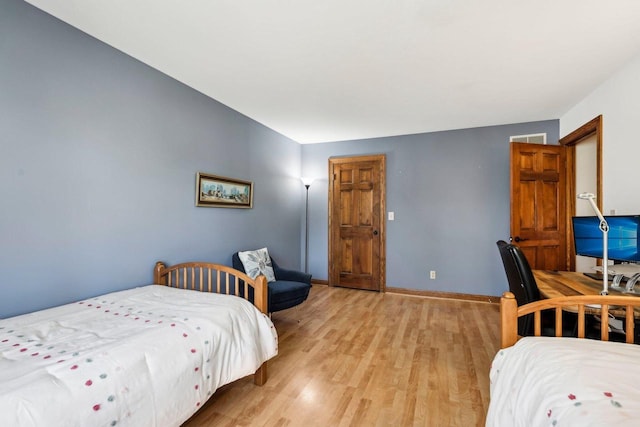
xmin=0 ymin=0 xmax=303 ymax=318
xmin=302 ymin=121 xmax=559 ymax=297
xmin=1 ymin=0 xmax=560 ymax=317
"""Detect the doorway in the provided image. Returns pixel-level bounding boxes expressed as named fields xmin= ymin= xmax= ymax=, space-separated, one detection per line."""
xmin=560 ymin=115 xmax=603 ymax=271
xmin=328 ymin=154 xmax=386 ymax=291
xmin=508 ymin=116 xmax=602 ymax=271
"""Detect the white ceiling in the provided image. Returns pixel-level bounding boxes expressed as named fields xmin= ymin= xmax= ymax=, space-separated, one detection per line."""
xmin=25 ymin=0 xmax=640 ymax=144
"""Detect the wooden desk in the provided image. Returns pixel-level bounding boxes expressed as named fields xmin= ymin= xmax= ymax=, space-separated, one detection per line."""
xmin=534 ymin=270 xmax=640 ymax=317
xmin=534 ymin=270 xmax=617 ymax=298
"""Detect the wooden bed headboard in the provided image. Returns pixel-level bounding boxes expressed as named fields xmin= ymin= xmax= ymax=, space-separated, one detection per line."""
xmin=501 ymin=291 xmax=640 ymax=348
xmin=153 ymin=261 xmax=269 ymax=315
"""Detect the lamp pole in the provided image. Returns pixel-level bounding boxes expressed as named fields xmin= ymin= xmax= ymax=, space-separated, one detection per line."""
xmin=578 ymin=192 xmax=609 ymax=295
xmin=302 ymin=178 xmax=314 ymax=274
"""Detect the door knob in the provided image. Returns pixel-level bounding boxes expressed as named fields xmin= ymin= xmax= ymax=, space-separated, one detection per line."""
xmin=373 ymin=230 xmax=379 ymax=236
xmin=514 ymin=236 xmax=528 ymax=242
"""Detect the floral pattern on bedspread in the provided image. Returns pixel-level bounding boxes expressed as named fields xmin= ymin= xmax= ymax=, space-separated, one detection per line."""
xmin=486 ymin=336 xmax=640 ymax=426
xmin=0 ymin=285 xmax=278 ymax=427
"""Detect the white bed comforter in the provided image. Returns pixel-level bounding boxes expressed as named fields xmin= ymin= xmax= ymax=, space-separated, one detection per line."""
xmin=0 ymin=285 xmax=278 ymax=427
xmin=487 ymin=336 xmax=640 ymax=426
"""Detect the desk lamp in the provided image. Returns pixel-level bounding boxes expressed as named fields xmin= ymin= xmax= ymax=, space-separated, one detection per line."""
xmin=578 ymin=192 xmax=609 ymax=295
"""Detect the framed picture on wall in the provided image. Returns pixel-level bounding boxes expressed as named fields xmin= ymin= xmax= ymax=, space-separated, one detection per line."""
xmin=195 ymin=172 xmax=253 ymax=208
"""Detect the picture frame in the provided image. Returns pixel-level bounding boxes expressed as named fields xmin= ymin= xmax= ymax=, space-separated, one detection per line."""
xmin=195 ymin=172 xmax=253 ymax=208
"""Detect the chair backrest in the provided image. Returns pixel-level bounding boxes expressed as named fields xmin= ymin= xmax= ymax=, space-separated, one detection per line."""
xmin=496 ymin=240 xmax=540 ymax=336
xmin=509 ymin=243 xmax=541 ymax=302
xmin=497 ymin=241 xmax=527 ymax=305
xmin=496 ymin=240 xmax=540 ymax=303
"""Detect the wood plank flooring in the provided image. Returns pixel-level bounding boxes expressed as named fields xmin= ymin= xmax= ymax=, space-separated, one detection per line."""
xmin=183 ymin=285 xmax=501 ymax=426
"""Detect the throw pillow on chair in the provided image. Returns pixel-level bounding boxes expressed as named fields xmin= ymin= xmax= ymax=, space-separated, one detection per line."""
xmin=237 ymin=247 xmax=276 ymax=282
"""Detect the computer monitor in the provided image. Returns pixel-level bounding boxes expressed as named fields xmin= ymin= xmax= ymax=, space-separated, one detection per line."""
xmin=572 ymin=215 xmax=640 ymax=262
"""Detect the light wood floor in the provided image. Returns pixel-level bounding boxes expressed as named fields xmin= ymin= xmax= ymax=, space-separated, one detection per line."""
xmin=184 ymin=285 xmax=501 ymax=426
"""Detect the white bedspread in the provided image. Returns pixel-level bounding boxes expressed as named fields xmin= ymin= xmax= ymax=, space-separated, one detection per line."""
xmin=0 ymin=285 xmax=278 ymax=427
xmin=487 ymin=336 xmax=640 ymax=426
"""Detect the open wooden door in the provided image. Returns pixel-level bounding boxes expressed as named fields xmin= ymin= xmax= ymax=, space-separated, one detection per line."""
xmin=510 ymin=142 xmax=567 ymax=270
xmin=328 ymin=155 xmax=386 ymax=291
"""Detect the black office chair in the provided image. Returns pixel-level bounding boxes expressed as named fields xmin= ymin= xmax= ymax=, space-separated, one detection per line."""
xmin=497 ymin=240 xmax=538 ymax=336
xmin=497 ymin=240 xmax=582 ymax=337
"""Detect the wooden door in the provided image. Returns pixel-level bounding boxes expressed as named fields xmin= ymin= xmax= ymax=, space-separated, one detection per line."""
xmin=510 ymin=142 xmax=567 ymax=270
xmin=329 ymin=155 xmax=386 ymax=291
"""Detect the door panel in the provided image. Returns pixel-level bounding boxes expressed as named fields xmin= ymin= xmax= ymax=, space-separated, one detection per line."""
xmin=329 ymin=155 xmax=385 ymax=291
xmin=510 ymin=142 xmax=566 ymax=271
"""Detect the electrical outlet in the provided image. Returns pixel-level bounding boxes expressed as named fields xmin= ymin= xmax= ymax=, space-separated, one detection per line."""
xmin=430 ymin=270 xmax=436 ymax=280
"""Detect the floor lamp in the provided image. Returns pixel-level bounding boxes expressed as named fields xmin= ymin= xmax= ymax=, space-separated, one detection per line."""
xmin=301 ymin=177 xmax=314 ymax=274
xmin=578 ymin=192 xmax=609 ymax=295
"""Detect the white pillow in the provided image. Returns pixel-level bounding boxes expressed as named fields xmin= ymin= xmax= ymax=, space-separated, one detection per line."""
xmin=238 ymin=247 xmax=276 ymax=282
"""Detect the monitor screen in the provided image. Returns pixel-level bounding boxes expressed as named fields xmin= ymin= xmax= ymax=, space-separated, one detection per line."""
xmin=572 ymin=215 xmax=640 ymax=262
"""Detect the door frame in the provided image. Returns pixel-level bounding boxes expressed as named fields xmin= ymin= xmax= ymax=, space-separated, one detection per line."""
xmin=328 ymin=154 xmax=386 ymax=291
xmin=559 ymin=115 xmax=603 ymax=271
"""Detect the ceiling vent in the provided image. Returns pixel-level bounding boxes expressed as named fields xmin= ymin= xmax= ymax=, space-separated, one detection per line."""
xmin=510 ymin=133 xmax=547 ymax=144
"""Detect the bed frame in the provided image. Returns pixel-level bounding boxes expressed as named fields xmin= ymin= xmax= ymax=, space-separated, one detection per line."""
xmin=153 ymin=261 xmax=270 ymax=385
xmin=500 ymin=291 xmax=640 ymax=348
